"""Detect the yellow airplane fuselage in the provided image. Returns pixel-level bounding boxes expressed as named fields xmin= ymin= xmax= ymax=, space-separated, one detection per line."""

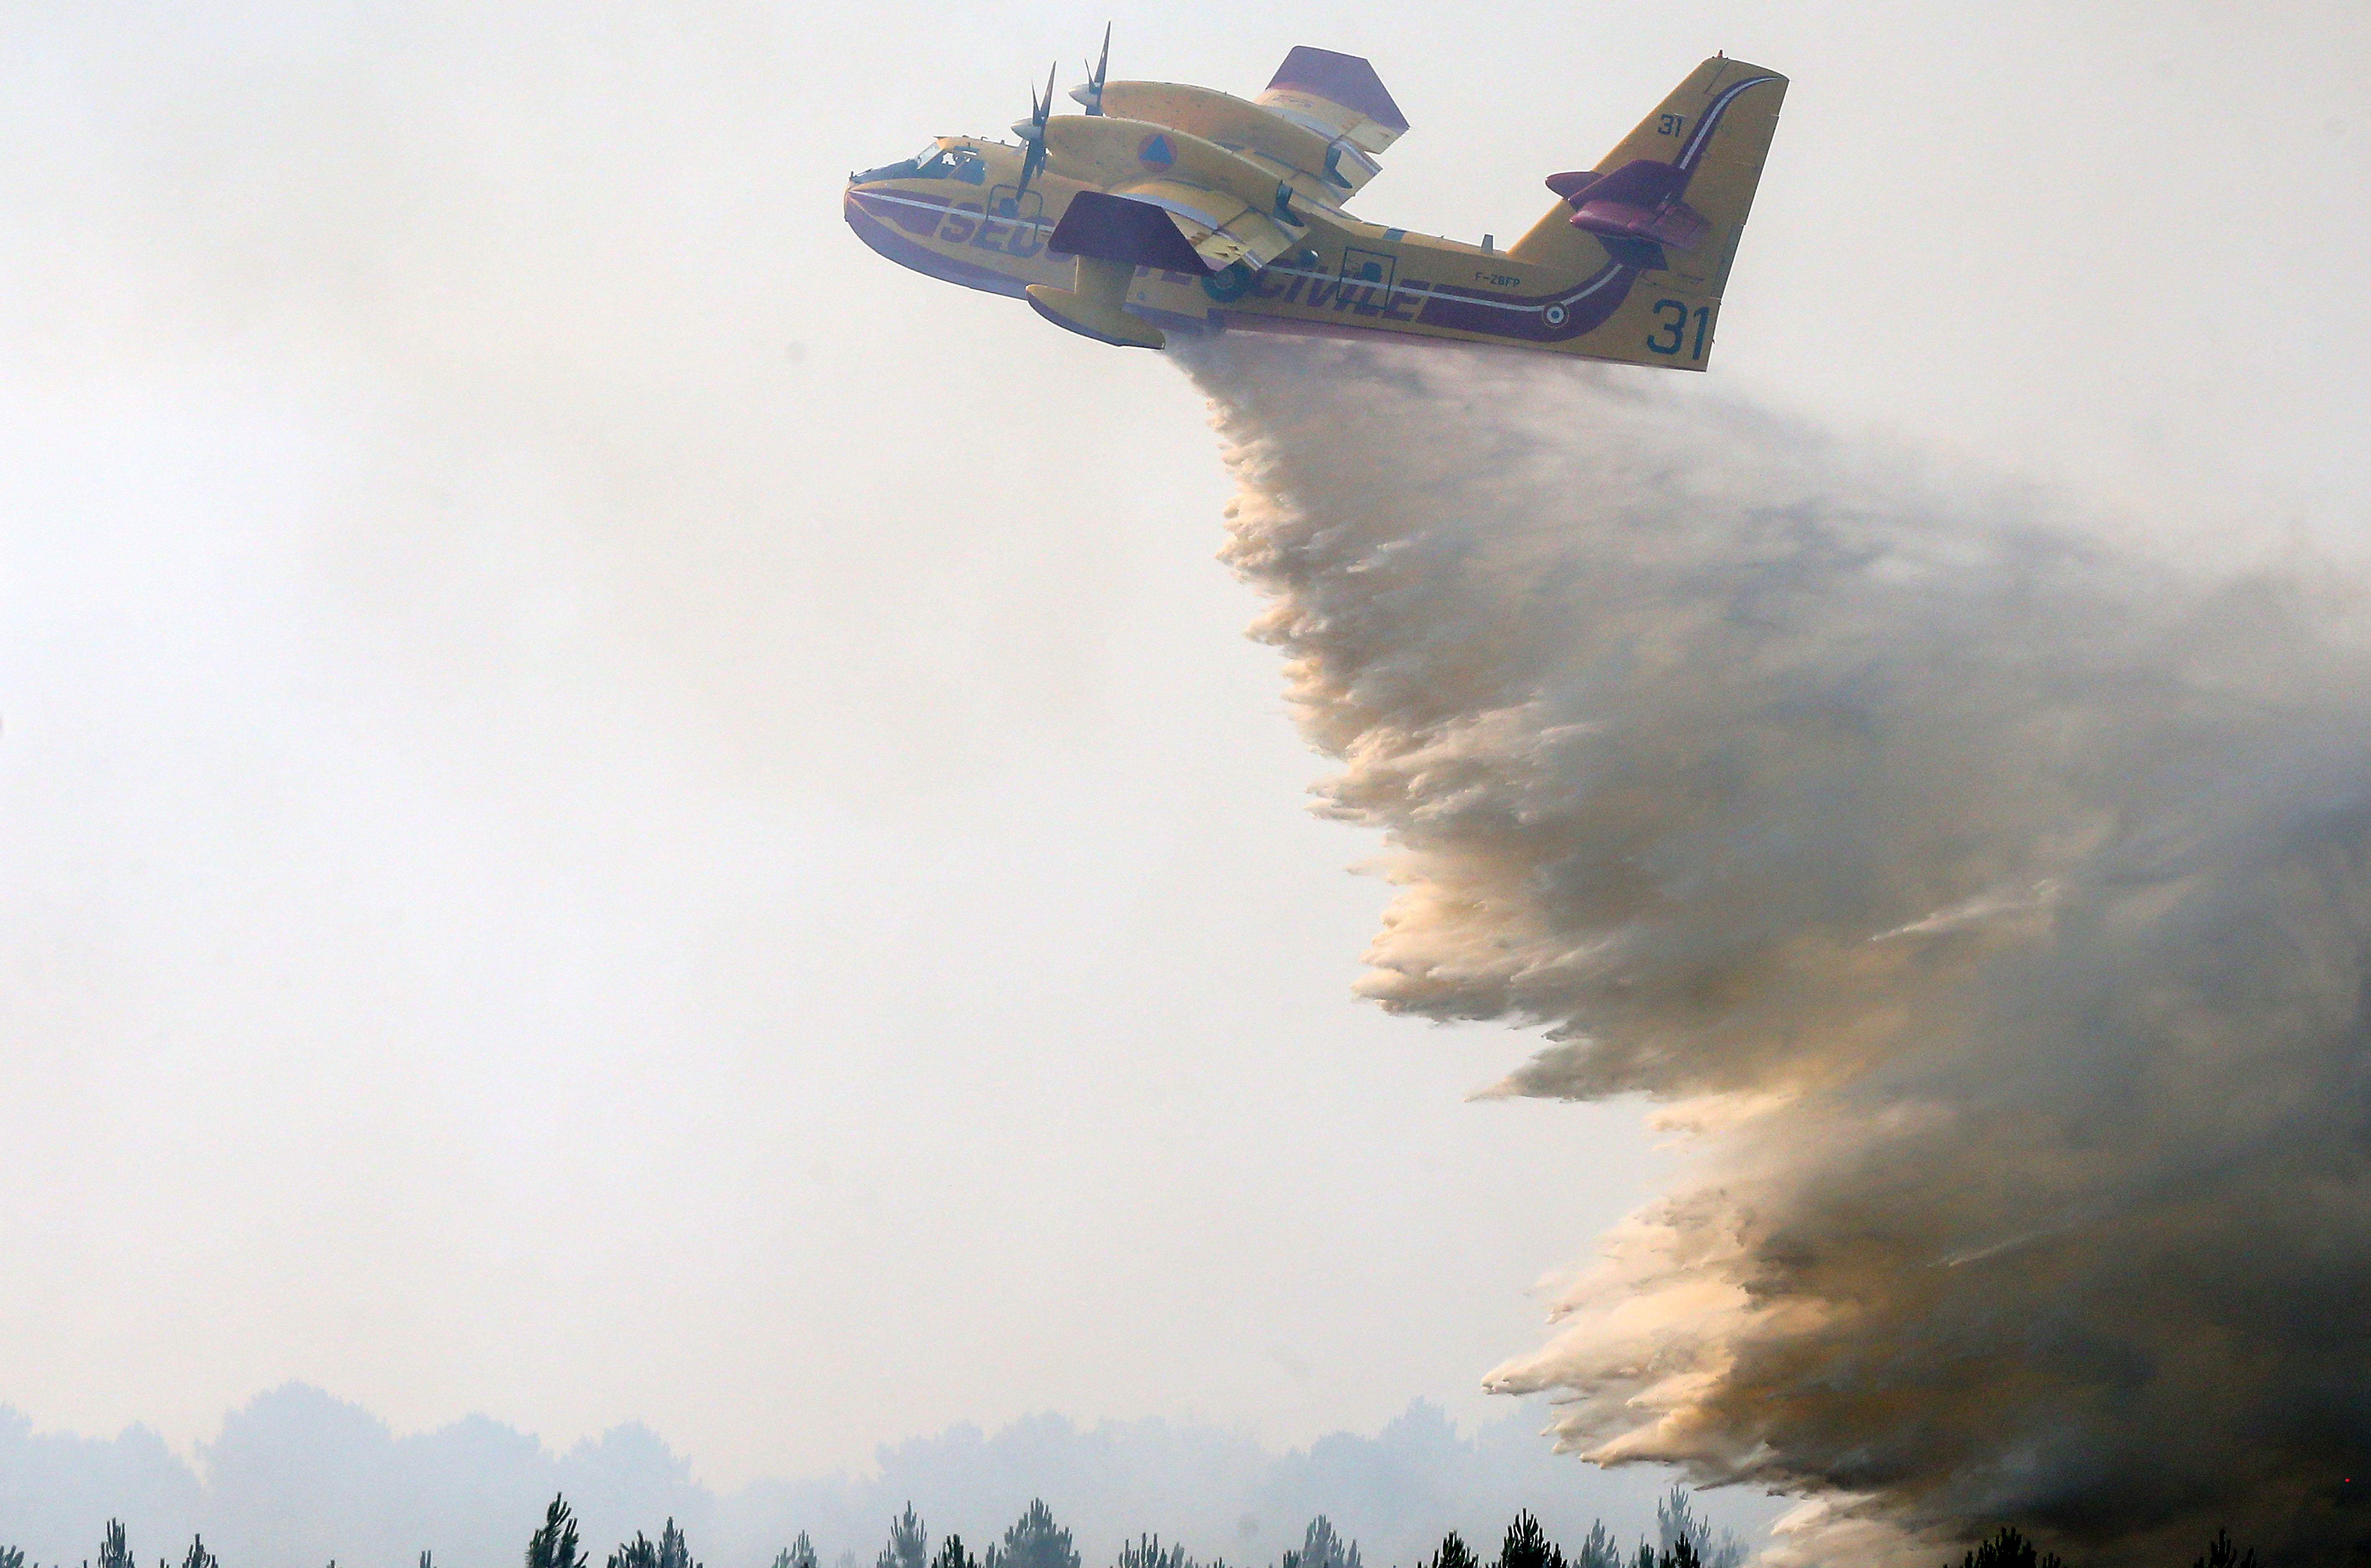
xmin=846 ymin=137 xmax=1716 ymax=364
xmin=845 ymin=54 xmax=1783 ymax=366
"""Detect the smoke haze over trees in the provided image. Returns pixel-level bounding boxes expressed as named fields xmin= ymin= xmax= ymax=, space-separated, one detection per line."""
xmin=0 ymin=1388 xmax=1777 ymax=1568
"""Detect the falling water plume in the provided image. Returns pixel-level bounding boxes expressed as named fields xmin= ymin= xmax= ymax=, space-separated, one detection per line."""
xmin=1174 ymin=332 xmax=2371 ymax=1565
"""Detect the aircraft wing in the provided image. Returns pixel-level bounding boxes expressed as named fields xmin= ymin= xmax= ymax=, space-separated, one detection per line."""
xmin=1095 ymin=176 xmax=1302 ymax=272
xmin=1253 ymin=47 xmax=1408 ymax=190
xmin=1098 ymin=48 xmax=1408 ymax=208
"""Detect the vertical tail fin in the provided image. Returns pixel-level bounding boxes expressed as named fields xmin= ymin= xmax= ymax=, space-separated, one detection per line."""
xmin=1510 ymin=57 xmax=1785 ymax=298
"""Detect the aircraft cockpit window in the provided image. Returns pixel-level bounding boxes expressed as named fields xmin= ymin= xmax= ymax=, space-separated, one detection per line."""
xmin=905 ymin=150 xmax=981 ymax=185
xmin=853 ymin=143 xmax=946 ymax=184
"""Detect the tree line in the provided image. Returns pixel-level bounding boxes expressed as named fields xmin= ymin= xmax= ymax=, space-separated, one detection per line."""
xmin=515 ymin=1490 xmax=1740 ymax=1568
xmin=1 ymin=1490 xmax=2268 ymax=1568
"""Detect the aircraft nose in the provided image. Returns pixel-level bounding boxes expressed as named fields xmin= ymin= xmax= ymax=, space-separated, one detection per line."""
xmin=844 ymin=179 xmax=916 ymax=243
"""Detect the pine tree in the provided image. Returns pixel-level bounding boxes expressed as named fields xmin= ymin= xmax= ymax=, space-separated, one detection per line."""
xmin=1495 ymin=1512 xmax=1561 ymax=1568
xmin=1654 ymin=1489 xmax=1697 ymax=1562
xmin=1950 ymin=1528 xmax=2064 ymax=1568
xmin=936 ymin=1535 xmax=980 ymax=1568
xmin=1652 ymin=1489 xmax=1743 ymax=1568
xmin=1113 ymin=1537 xmax=1194 ymax=1568
xmin=659 ymin=1521 xmax=699 ymax=1568
xmin=1423 ymin=1533 xmax=1476 ymax=1568
xmin=3 ymin=1545 xmax=24 ymax=1568
xmin=179 ymin=1540 xmax=217 ymax=1568
xmin=879 ymin=1507 xmax=929 ymax=1568
xmin=776 ymin=1533 xmax=820 ymax=1568
xmin=1569 ymin=1525 xmax=1619 ymax=1568
xmin=1289 ymin=1519 xmax=1358 ymax=1568
xmin=985 ymin=1500 xmax=1079 ymax=1568
xmin=610 ymin=1535 xmax=660 ymax=1568
xmin=2191 ymin=1530 xmax=2258 ymax=1568
xmin=529 ymin=1496 xmax=588 ymax=1568
xmin=95 ymin=1524 xmax=132 ymax=1568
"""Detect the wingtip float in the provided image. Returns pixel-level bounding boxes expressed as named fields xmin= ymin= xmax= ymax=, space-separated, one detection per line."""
xmin=845 ymin=41 xmax=1785 ymax=366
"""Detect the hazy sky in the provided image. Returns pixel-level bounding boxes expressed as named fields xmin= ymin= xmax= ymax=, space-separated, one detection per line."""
xmin=2 ymin=0 xmax=2364 ymax=1498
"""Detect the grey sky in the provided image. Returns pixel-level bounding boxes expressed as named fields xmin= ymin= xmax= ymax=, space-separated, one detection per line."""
xmin=1 ymin=0 xmax=2363 ymax=1504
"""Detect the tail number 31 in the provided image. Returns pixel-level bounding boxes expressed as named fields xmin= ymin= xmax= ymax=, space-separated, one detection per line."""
xmin=1647 ymin=299 xmax=1712 ymax=360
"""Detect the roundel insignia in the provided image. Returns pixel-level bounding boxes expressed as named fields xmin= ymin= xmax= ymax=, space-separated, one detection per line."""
xmin=1137 ymin=133 xmax=1175 ymax=170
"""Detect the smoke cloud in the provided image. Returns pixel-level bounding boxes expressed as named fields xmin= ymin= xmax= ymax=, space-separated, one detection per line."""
xmin=1176 ymin=333 xmax=2371 ymax=1565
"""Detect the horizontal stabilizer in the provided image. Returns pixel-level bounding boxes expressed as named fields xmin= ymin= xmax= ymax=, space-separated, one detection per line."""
xmin=1554 ymin=159 xmax=1709 ymax=251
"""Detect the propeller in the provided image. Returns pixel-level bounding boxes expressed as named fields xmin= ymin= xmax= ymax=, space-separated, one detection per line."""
xmin=1068 ymin=24 xmax=1111 ymax=115
xmin=1011 ymin=60 xmax=1058 ymax=197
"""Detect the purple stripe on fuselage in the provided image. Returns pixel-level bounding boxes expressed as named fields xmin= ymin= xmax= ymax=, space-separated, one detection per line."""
xmin=845 ymin=189 xmax=1037 ymax=299
xmin=1412 ymin=262 xmax=1640 ymax=342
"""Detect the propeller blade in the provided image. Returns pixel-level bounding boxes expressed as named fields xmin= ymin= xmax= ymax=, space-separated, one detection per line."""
xmin=1015 ymin=61 xmax=1057 ymax=197
xmin=1012 ymin=74 xmax=1042 ymax=141
xmin=1079 ymin=23 xmax=1110 ymax=115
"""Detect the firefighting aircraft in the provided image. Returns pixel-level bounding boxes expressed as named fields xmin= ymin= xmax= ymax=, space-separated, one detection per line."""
xmin=844 ymin=35 xmax=1785 ymax=364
